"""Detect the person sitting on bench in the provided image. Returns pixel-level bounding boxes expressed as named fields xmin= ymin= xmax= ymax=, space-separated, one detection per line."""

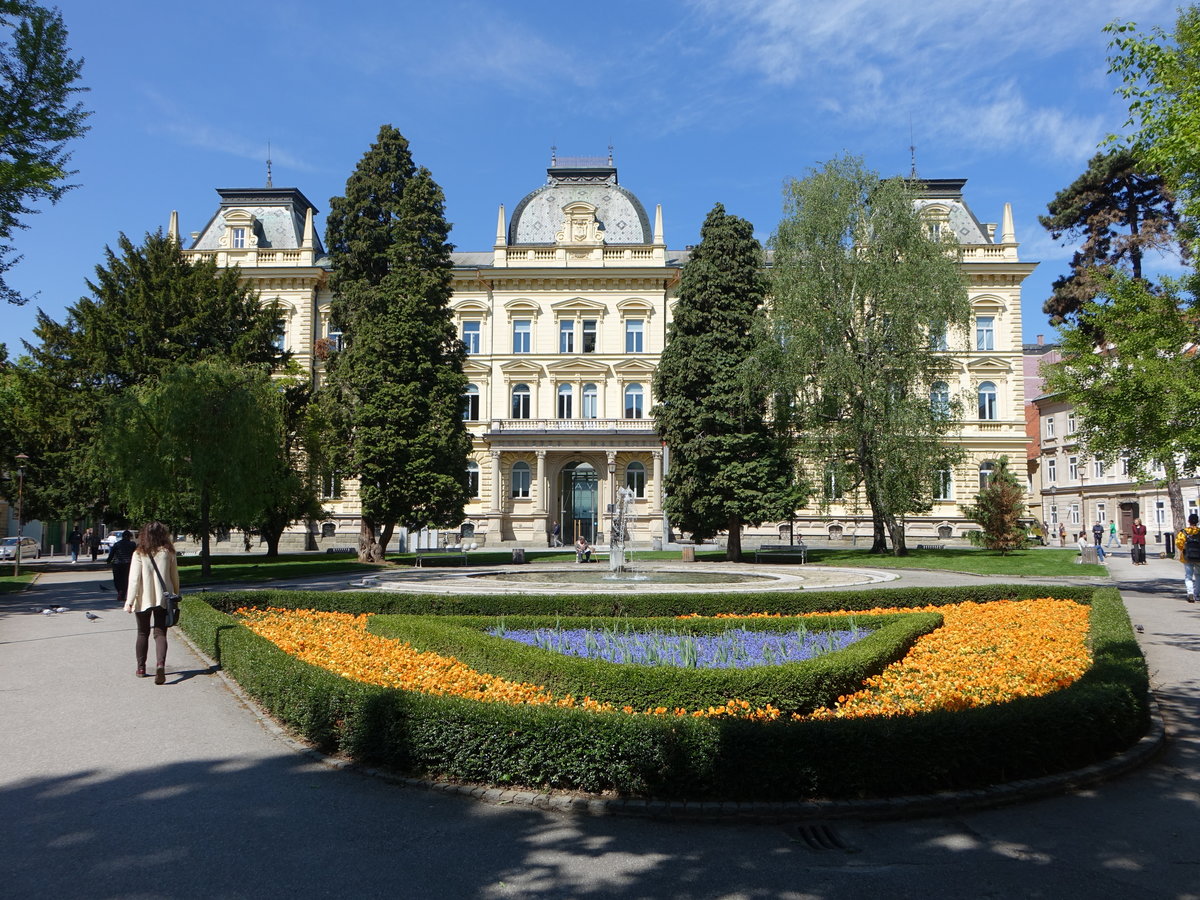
xmin=575 ymin=535 xmax=592 ymax=563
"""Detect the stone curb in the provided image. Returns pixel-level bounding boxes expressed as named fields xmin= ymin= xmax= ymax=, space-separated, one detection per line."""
xmin=175 ymin=627 xmax=1166 ymax=824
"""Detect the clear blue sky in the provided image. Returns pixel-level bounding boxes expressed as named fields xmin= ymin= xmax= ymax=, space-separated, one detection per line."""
xmin=0 ymin=0 xmax=1183 ymax=354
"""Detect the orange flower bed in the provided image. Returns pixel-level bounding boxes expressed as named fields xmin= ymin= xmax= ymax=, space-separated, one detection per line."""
xmin=238 ymin=597 xmax=1090 ymax=722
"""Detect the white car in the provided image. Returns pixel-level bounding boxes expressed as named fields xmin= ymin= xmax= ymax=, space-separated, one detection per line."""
xmin=0 ymin=535 xmax=40 ymax=560
xmin=100 ymin=531 xmax=135 ymax=551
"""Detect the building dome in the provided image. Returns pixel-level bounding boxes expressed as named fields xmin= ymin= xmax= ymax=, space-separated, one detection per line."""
xmin=507 ymin=155 xmax=652 ymax=246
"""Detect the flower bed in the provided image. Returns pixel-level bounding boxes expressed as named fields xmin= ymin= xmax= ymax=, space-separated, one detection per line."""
xmin=181 ymin=584 xmax=1149 ymax=801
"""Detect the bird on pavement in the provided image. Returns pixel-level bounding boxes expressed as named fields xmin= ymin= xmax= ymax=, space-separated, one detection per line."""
xmin=54 ymin=606 xmax=68 ymax=613
xmin=96 ymin=582 xmax=111 ymax=591
xmin=41 ymin=608 xmax=55 ymax=616
xmin=85 ymin=611 xmax=100 ymax=621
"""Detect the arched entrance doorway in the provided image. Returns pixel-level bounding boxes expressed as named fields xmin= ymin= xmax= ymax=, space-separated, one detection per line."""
xmin=560 ymin=462 xmax=599 ymax=543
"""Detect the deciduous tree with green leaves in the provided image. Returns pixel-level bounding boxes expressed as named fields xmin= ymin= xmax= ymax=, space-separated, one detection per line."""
xmin=652 ymin=203 xmax=802 ymax=561
xmin=0 ymin=1 xmax=90 ymax=306
xmin=322 ymin=125 xmax=470 ymax=562
xmin=959 ymin=456 xmax=1028 ymax=554
xmin=1046 ymin=273 xmax=1200 ymax=533
xmin=1040 ymin=148 xmax=1183 ymax=326
xmin=100 ymin=359 xmax=288 ymax=576
xmin=764 ymin=155 xmax=971 ymax=555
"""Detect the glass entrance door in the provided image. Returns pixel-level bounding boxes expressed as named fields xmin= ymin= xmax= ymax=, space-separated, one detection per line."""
xmin=561 ymin=462 xmax=598 ymax=543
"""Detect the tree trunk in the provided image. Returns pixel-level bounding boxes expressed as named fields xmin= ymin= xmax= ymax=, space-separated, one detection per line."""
xmin=264 ymin=531 xmax=281 ymax=558
xmin=200 ymin=487 xmax=212 ymax=577
xmin=358 ymin=518 xmax=383 ymax=563
xmin=379 ymin=523 xmax=396 ymax=560
xmin=1165 ymin=458 xmax=1186 ymax=534
xmin=887 ymin=515 xmax=908 ymax=556
xmin=725 ymin=515 xmax=742 ymax=562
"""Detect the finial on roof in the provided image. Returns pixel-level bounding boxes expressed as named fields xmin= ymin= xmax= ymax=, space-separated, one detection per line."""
xmin=495 ymin=203 xmax=507 ymax=246
xmin=168 ymin=210 xmax=179 ymax=244
xmin=302 ymin=206 xmax=314 ymax=250
xmin=608 ymin=144 xmax=613 ymax=166
xmin=908 ymin=115 xmax=918 ymax=180
xmin=550 ymin=144 xmax=557 ymax=167
xmin=266 ymin=141 xmax=273 ymax=188
xmin=1001 ymin=202 xmax=1016 ymax=244
xmin=653 ymin=204 xmax=663 ymax=245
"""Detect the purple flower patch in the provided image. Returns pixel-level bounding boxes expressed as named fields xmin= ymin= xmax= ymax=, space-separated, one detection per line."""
xmin=488 ymin=624 xmax=871 ymax=669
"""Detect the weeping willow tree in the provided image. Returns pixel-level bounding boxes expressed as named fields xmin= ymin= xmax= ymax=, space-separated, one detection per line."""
xmin=763 ymin=155 xmax=971 ymax=555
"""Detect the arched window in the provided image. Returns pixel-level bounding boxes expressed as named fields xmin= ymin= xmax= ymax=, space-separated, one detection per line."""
xmin=624 ymin=383 xmax=644 ymax=419
xmin=557 ymin=384 xmax=573 ymax=419
xmin=582 ymin=383 xmax=598 ymax=418
xmin=979 ymin=460 xmax=995 ymax=491
xmin=625 ymin=461 xmax=646 ymax=498
xmin=466 ymin=461 xmax=480 ymax=498
xmin=930 ymin=381 xmax=950 ymax=418
xmin=462 ymin=384 xmax=479 ymax=421
xmin=511 ymin=383 xmax=531 ymax=419
xmin=511 ymin=461 xmax=531 ymax=498
xmin=977 ymin=381 xmax=997 ymax=420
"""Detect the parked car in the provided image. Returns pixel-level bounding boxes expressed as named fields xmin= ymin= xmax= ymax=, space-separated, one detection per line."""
xmin=100 ymin=531 xmax=136 ymax=551
xmin=0 ymin=535 xmax=41 ymax=560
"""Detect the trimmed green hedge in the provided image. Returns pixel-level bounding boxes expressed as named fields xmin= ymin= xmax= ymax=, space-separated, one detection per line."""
xmin=180 ymin=583 xmax=1150 ymax=800
xmin=368 ymin=612 xmax=941 ymax=714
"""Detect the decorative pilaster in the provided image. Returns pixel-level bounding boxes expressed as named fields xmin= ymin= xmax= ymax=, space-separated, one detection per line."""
xmin=535 ymin=450 xmax=547 ymax=514
xmin=651 ymin=449 xmax=663 ymax=515
xmin=489 ymin=450 xmax=502 ymax=514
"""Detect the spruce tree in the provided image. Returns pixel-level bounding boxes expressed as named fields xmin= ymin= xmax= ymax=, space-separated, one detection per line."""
xmin=960 ymin=456 xmax=1028 ymax=554
xmin=653 ymin=203 xmax=800 ymax=561
xmin=323 ymin=125 xmax=470 ymax=562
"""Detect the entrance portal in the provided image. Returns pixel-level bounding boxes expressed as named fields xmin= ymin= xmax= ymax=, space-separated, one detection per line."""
xmin=560 ymin=462 xmax=598 ymax=543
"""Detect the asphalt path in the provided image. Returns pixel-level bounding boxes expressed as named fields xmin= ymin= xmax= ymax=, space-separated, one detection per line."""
xmin=2 ymin=553 xmax=1198 ymax=899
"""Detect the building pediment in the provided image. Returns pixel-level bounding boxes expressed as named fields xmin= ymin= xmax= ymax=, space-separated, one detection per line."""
xmin=615 ymin=297 xmax=655 ymax=317
xmin=546 ymin=358 xmax=612 ymax=377
xmin=551 ymin=296 xmax=608 ymax=317
xmin=453 ymin=299 xmax=492 ymax=317
xmin=503 ymin=298 xmax=542 ymax=318
xmin=499 ymin=360 xmax=545 ymax=380
xmin=612 ymin=359 xmax=656 ymax=376
xmin=965 ymin=357 xmax=1013 ymax=375
xmin=463 ymin=360 xmax=491 ymax=377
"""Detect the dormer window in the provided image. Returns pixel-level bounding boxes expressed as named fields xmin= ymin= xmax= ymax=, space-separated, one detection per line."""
xmin=232 ymin=227 xmax=247 ymax=249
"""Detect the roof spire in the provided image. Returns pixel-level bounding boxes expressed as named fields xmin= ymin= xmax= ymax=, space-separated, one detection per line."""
xmin=266 ymin=141 xmax=273 ymax=188
xmin=607 ymin=143 xmax=613 ymax=166
xmin=550 ymin=144 xmax=557 ymax=167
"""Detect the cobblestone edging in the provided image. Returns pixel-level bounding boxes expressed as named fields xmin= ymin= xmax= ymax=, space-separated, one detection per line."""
xmin=178 ymin=629 xmax=1164 ymax=824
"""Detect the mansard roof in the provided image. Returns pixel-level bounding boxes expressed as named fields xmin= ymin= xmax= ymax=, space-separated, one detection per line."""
xmin=189 ymin=187 xmax=325 ymax=254
xmin=507 ymin=155 xmax=652 ymax=246
xmin=912 ymin=178 xmax=992 ymax=245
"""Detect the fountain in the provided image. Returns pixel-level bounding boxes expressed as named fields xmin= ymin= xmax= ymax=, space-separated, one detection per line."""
xmin=609 ymin=486 xmax=635 ymax=574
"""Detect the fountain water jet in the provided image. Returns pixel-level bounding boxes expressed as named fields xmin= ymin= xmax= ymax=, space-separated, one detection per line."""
xmin=609 ymin=486 xmax=636 ymax=574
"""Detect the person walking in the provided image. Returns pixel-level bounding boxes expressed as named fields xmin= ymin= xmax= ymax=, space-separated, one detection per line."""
xmin=1176 ymin=514 xmax=1200 ymax=602
xmin=1058 ymin=523 xmax=1067 ymax=545
xmin=122 ymin=522 xmax=180 ymax=683
xmin=1131 ymin=517 xmax=1148 ymax=565
xmin=1107 ymin=521 xmax=1119 ymax=548
xmin=106 ymin=530 xmax=136 ymax=604
xmin=550 ymin=521 xmax=562 ymax=547
xmin=1092 ymin=521 xmax=1104 ymax=548
xmin=67 ymin=526 xmax=82 ymax=564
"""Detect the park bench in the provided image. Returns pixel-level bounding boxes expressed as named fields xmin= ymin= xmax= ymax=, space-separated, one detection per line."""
xmin=415 ymin=547 xmax=469 ymax=567
xmin=916 ymin=543 xmax=945 ymax=551
xmin=754 ymin=543 xmax=808 ymax=564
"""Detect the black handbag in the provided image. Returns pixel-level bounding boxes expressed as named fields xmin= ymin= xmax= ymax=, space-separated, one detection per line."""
xmin=148 ymin=554 xmax=182 ymax=627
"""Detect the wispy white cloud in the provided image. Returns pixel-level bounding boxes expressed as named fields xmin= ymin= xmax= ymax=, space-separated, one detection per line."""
xmin=142 ymin=91 xmax=320 ymax=173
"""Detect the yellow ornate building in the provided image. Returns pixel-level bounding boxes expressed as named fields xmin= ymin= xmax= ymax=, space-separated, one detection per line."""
xmin=179 ymin=157 xmax=1033 ymax=549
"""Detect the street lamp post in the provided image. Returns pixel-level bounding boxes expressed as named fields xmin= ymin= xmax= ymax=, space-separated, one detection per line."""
xmin=13 ymin=453 xmax=28 ymax=577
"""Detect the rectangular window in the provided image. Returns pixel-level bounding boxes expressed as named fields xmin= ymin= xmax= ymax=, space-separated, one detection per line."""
xmin=625 ymin=319 xmax=644 ymax=353
xmin=232 ymin=227 xmax=246 ymax=249
xmin=928 ymin=325 xmax=948 ymax=352
xmin=559 ymin=320 xmax=574 ymax=354
xmin=1046 ymin=458 xmax=1056 ymax=484
xmin=1070 ymin=504 xmax=1081 ymax=526
xmin=581 ymin=320 xmax=597 ymax=353
xmin=1094 ymin=459 xmax=1106 ymax=479
xmin=933 ymin=469 xmax=952 ymax=501
xmin=1045 ymin=416 xmax=1055 ymax=438
xmin=1067 ymin=413 xmax=1076 ymax=434
xmin=321 ymin=472 xmax=342 ymax=500
xmin=1156 ymin=500 xmax=1166 ymax=527
xmin=1068 ymin=456 xmax=1078 ymax=481
xmin=1097 ymin=502 xmax=1107 ymax=524
xmin=327 ymin=330 xmax=343 ymax=352
xmin=462 ymin=321 xmax=480 ymax=354
xmin=1121 ymin=456 xmax=1130 ymax=476
xmin=976 ymin=316 xmax=995 ymax=351
xmin=512 ymin=320 xmax=531 ymax=354
xmin=1189 ymin=500 xmax=1199 ymax=523
xmin=273 ymin=319 xmax=287 ymax=352
xmin=511 ymin=467 xmax=530 ymax=499
xmin=1050 ymin=505 xmax=1059 ymax=526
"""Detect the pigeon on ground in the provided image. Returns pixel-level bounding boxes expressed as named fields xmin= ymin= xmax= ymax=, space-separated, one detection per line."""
xmin=85 ymin=611 xmax=100 ymax=621
xmin=41 ymin=608 xmax=55 ymax=616
xmin=54 ymin=606 xmax=69 ymax=613
xmin=1135 ymin=624 xmax=1145 ymax=633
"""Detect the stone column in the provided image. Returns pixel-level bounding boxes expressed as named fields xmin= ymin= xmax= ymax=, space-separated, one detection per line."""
xmin=489 ymin=450 xmax=502 ymax=514
xmin=535 ymin=450 xmax=547 ymax=514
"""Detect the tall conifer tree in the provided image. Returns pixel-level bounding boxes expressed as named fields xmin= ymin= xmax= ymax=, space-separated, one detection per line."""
xmin=323 ymin=125 xmax=470 ymax=562
xmin=653 ymin=203 xmax=800 ymax=561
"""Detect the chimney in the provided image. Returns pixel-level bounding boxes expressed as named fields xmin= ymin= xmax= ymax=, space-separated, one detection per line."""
xmin=1037 ymin=334 xmax=1044 ymax=346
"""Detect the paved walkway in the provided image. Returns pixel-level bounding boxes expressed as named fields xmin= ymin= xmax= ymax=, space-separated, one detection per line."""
xmin=2 ymin=553 xmax=1197 ymax=898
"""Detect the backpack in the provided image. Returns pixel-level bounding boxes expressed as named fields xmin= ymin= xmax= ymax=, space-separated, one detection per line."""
xmin=1185 ymin=530 xmax=1200 ymax=562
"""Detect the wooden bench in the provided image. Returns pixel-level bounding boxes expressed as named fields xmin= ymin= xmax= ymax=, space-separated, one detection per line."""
xmin=754 ymin=543 xmax=808 ymax=564
xmin=415 ymin=547 xmax=469 ymax=567
xmin=916 ymin=543 xmax=945 ymax=551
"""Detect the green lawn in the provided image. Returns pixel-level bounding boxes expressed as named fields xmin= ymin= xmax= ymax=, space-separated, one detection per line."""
xmin=0 ymin=573 xmax=37 ymax=593
xmin=177 ymin=552 xmax=384 ymax=585
xmin=793 ymin=546 xmax=1105 ymax=577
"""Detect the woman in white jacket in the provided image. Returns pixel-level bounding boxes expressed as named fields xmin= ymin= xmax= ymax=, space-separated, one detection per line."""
xmin=123 ymin=521 xmax=180 ymax=684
